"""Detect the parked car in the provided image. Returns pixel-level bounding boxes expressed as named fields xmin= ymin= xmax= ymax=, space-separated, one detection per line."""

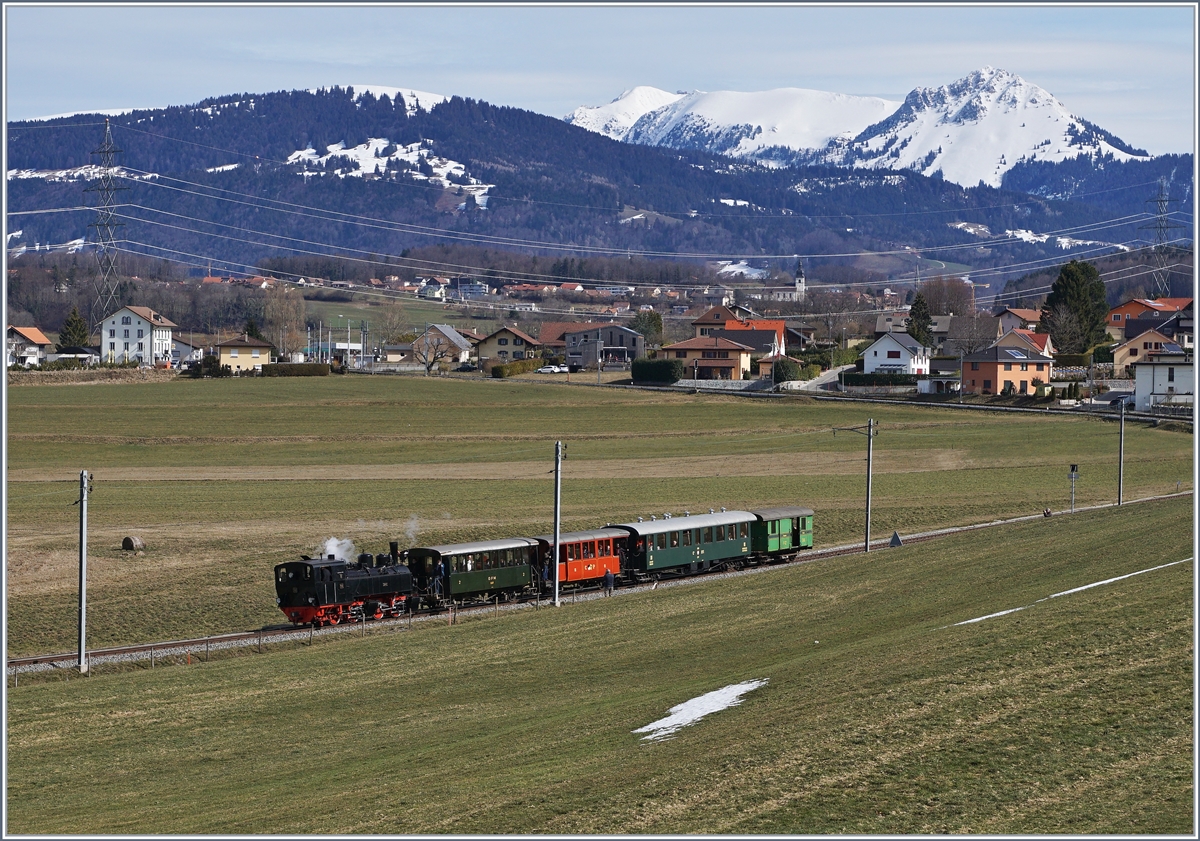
xmin=536 ymin=365 xmax=562 ymax=374
xmin=455 ymin=363 xmax=478 ymax=372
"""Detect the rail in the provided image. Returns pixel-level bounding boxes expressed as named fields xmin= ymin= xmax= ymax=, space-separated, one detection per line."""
xmin=8 ymin=490 xmax=1191 ymax=675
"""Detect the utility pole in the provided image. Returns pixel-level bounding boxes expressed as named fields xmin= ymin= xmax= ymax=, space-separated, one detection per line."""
xmin=553 ymin=441 xmax=564 ymax=607
xmin=76 ymin=470 xmax=90 ymax=674
xmin=1118 ymin=401 xmax=1125 ymax=505
xmin=834 ymin=419 xmax=877 ymax=552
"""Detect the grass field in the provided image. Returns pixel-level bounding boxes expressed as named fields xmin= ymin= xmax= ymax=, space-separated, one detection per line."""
xmin=5 ymin=376 xmax=1193 ymax=656
xmin=5 ymin=496 xmax=1192 ymax=834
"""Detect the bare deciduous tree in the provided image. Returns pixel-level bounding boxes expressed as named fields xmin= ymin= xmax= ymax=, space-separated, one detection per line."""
xmin=413 ymin=327 xmax=456 ymax=375
xmin=374 ymin=298 xmax=410 ymax=344
xmin=1043 ymin=302 xmax=1086 ymax=354
xmin=262 ymin=285 xmax=307 ymax=357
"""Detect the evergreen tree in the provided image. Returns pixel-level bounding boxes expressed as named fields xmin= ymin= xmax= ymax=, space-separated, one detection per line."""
xmin=1039 ymin=260 xmax=1108 ymax=352
xmin=244 ymin=318 xmax=266 ymax=340
xmin=57 ymin=306 xmax=91 ymax=349
xmin=905 ymin=292 xmax=933 ymax=347
xmin=628 ymin=310 xmax=664 ymax=345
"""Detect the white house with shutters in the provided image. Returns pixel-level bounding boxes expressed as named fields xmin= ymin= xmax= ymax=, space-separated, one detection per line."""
xmin=1132 ymin=345 xmax=1193 ymax=413
xmin=860 ymin=332 xmax=931 ymax=375
xmin=100 ymin=305 xmax=177 ymax=365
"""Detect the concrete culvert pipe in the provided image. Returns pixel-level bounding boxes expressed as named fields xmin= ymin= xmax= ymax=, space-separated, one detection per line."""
xmin=122 ymin=536 xmax=146 ymax=551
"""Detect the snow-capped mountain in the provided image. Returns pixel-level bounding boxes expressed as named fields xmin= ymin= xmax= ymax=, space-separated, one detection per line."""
xmin=822 ymin=67 xmax=1150 ymax=187
xmin=567 ymin=86 xmax=900 ymax=161
xmin=567 ymin=68 xmax=1153 ymax=188
xmin=565 ymin=86 xmax=687 ymax=141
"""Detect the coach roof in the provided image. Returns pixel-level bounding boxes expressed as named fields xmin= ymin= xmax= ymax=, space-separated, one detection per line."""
xmin=614 ymin=510 xmax=755 ymax=536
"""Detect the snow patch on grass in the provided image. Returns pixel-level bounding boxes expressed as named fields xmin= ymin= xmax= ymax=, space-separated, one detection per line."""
xmin=634 ymin=679 xmax=768 ymax=742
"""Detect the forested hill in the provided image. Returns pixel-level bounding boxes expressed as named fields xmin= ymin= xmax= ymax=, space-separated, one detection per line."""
xmin=6 ymin=86 xmax=1190 ymax=280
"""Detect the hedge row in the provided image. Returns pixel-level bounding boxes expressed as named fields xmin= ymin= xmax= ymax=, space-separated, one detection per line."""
xmin=1054 ymin=353 xmax=1092 ymax=368
xmin=492 ymin=358 xmax=543 ymax=378
xmin=632 ymin=358 xmax=684 ymax=384
xmin=841 ymin=372 xmax=919 ymax=386
xmin=261 ymin=363 xmax=330 ymax=377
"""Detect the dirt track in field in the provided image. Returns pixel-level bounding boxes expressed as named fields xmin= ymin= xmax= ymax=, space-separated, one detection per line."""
xmin=6 ymin=449 xmax=965 ymax=483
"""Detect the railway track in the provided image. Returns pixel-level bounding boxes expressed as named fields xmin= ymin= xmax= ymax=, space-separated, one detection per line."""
xmin=9 ymin=491 xmax=1190 ymax=675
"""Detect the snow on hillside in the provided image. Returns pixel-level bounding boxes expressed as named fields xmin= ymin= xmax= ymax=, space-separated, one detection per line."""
xmin=829 ymin=67 xmax=1151 ymax=187
xmin=627 ymin=88 xmax=901 ymax=158
xmin=286 ymin=137 xmax=492 ymax=206
xmin=6 ymin=165 xmax=152 ymax=183
xmin=564 ymin=86 xmax=687 ymax=140
xmin=317 ymin=84 xmax=449 ymax=116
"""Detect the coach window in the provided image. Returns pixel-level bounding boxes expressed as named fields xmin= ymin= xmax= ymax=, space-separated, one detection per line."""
xmin=670 ymin=531 xmax=679 ymax=547
xmin=657 ymin=533 xmax=667 ymax=550
xmin=703 ymin=527 xmax=713 ymax=543
xmin=716 ymin=525 xmax=725 ymax=541
xmin=741 ymin=522 xmax=750 ymax=538
xmin=566 ymin=543 xmax=576 ymax=561
xmin=682 ymin=530 xmax=692 ymax=546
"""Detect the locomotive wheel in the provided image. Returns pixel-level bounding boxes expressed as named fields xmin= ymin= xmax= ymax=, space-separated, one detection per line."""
xmin=326 ymin=614 xmax=339 ymax=626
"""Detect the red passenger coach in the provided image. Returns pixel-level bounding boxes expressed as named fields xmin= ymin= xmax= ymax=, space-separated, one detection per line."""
xmin=533 ymin=528 xmax=627 ymax=586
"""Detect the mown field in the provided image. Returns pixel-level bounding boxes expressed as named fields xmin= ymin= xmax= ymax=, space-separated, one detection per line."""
xmin=5 ymin=496 xmax=1193 ymax=834
xmin=5 ymin=376 xmax=1193 ymax=656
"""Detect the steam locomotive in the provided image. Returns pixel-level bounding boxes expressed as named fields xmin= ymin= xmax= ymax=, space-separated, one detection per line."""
xmin=274 ymin=505 xmax=813 ymax=627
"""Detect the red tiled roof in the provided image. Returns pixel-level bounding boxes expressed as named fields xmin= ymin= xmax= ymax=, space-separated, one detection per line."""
xmin=1152 ymin=297 xmax=1192 ymax=311
xmin=1012 ymin=328 xmax=1051 ymax=352
xmin=8 ymin=324 xmax=51 ymax=345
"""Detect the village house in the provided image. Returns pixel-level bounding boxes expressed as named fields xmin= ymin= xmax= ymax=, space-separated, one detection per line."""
xmin=99 ymin=305 xmax=177 ymax=366
xmin=1106 ymin=297 xmax=1192 ymax=341
xmin=1132 ymin=343 xmax=1193 ymax=413
xmin=960 ymin=345 xmax=1053 ymax=396
xmin=413 ymin=324 xmax=474 ymax=366
xmin=6 ymin=324 xmax=53 ymax=367
xmin=660 ymin=336 xmax=754 ymax=380
xmin=995 ymin=307 xmax=1043 ymax=334
xmin=993 ymin=327 xmax=1055 ymax=358
xmin=475 ymin=325 xmax=542 ymax=365
xmin=860 ymin=333 xmax=932 ymax=375
xmin=563 ymin=324 xmax=645 ymax=368
xmin=1114 ymin=329 xmax=1174 ymax=378
xmin=1122 ymin=300 xmax=1193 ymax=350
xmin=215 ymin=334 xmax=275 ymax=373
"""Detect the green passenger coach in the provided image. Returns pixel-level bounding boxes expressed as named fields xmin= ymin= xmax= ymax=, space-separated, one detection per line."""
xmin=614 ymin=510 xmax=757 ymax=578
xmin=405 ymin=538 xmax=538 ymax=604
xmin=750 ymin=506 xmax=815 ymax=553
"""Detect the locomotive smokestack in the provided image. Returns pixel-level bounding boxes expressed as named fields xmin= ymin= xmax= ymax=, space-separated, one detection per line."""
xmin=390 ymin=541 xmax=399 ymax=563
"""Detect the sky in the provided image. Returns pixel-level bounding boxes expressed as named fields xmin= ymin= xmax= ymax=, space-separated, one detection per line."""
xmin=2 ymin=3 xmax=1196 ymax=156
